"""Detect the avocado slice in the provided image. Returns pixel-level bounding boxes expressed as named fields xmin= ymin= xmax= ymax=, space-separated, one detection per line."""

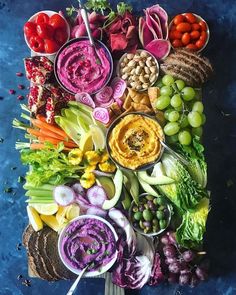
xmin=138 ymin=177 xmax=160 ymax=197
xmin=96 ymin=176 xmax=115 ymax=200
xmin=137 ymin=170 xmax=175 ymax=185
xmin=122 ymin=170 xmax=139 ymax=205
xmin=121 ymin=187 xmax=132 ymax=210
xmin=102 ymin=169 xmax=123 ymax=210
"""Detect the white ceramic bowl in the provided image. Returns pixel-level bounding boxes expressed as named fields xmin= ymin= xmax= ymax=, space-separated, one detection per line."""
xmin=169 ymin=13 xmax=210 ymax=53
xmin=24 ymin=10 xmax=70 ymax=57
xmin=58 ymin=215 xmax=118 ymax=277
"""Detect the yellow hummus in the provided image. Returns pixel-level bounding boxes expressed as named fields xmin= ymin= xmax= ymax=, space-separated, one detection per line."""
xmin=108 ymin=114 xmax=164 ymax=170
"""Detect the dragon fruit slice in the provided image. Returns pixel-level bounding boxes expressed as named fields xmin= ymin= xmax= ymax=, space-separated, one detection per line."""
xmin=145 ymin=39 xmax=171 ymax=60
xmin=24 ymin=56 xmax=53 ymax=85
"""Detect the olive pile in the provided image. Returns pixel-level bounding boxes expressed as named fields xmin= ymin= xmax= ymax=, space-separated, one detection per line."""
xmin=131 ymin=194 xmax=170 ymax=235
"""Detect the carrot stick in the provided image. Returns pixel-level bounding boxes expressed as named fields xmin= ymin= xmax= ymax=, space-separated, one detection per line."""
xmin=27 ymin=128 xmax=42 ymax=138
xmin=38 ymin=137 xmax=77 ymax=148
xmin=31 ymin=118 xmax=67 ymax=138
xmin=39 ymin=128 xmax=70 ymax=141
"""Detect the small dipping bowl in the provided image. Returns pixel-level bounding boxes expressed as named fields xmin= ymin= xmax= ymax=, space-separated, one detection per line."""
xmin=58 ymin=215 xmax=118 ymax=277
xmin=54 ymin=37 xmax=114 ymax=95
xmin=129 ymin=193 xmax=172 ymax=237
xmin=106 ymin=112 xmax=165 ymax=172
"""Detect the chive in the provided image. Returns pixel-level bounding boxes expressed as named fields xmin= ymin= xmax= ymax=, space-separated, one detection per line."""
xmin=18 ymin=176 xmax=25 ymax=183
xmin=4 ymin=187 xmax=13 ymax=193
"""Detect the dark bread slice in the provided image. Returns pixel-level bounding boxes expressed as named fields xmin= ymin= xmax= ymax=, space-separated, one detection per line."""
xmin=44 ymin=229 xmax=75 ymax=280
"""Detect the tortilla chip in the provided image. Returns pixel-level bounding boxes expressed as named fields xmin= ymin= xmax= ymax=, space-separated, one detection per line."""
xmin=131 ymin=102 xmax=153 ymax=113
xmin=148 ymin=87 xmax=160 ymax=112
xmin=110 ymin=101 xmax=122 ymax=115
xmin=123 ymin=93 xmax=132 ymax=110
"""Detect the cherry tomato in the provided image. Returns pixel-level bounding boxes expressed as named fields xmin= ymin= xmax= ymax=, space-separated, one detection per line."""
xmin=29 ymin=35 xmax=44 ymax=52
xmin=192 ymin=23 xmax=201 ymax=31
xmin=36 ymin=23 xmax=54 ymax=39
xmin=35 ymin=13 xmax=49 ymax=25
xmin=200 ymin=31 xmax=208 ymax=42
xmin=24 ymin=21 xmax=37 ymax=37
xmin=184 ymin=13 xmax=197 ymax=24
xmin=172 ymin=39 xmax=183 ymax=48
xmin=173 ymin=14 xmax=186 ymax=25
xmin=190 ymin=30 xmax=200 ymax=40
xmin=196 ymin=39 xmax=205 ymax=49
xmin=182 ymin=32 xmax=191 ymax=45
xmin=169 ymin=30 xmax=183 ymax=40
xmin=186 ymin=43 xmax=198 ymax=51
xmin=44 ymin=39 xmax=60 ymax=53
xmin=176 ymin=22 xmax=192 ymax=33
xmin=49 ymin=14 xmax=66 ymax=29
xmin=170 ymin=25 xmax=176 ymax=32
xmin=199 ymin=20 xmax=207 ymax=31
xmin=54 ymin=28 xmax=68 ymax=45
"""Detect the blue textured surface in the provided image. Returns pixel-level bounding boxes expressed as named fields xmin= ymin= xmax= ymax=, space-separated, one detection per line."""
xmin=0 ymin=0 xmax=236 ymax=294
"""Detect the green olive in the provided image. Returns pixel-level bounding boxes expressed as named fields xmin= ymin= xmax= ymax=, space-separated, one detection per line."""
xmin=146 ymin=195 xmax=154 ymax=201
xmin=159 ymin=219 xmax=167 ymax=229
xmin=143 ymin=209 xmax=153 ymax=221
xmin=152 ymin=218 xmax=159 ymax=226
xmin=132 ymin=206 xmax=139 ymax=212
xmin=144 ymin=227 xmax=151 ymax=234
xmin=144 ymin=203 xmax=149 ymax=209
xmin=133 ymin=211 xmax=142 ymax=221
xmin=139 ymin=220 xmax=145 ymax=229
xmin=159 ymin=205 xmax=165 ymax=211
xmin=152 ymin=225 xmax=159 ymax=233
xmin=156 ymin=210 xmax=165 ymax=220
xmin=155 ymin=197 xmax=166 ymax=205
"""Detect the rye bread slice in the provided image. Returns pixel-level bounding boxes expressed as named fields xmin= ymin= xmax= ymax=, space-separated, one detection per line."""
xmin=44 ymin=229 xmax=75 ymax=280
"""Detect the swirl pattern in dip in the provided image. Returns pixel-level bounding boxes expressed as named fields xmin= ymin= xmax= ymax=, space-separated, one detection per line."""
xmin=61 ymin=218 xmax=117 ymax=271
xmin=56 ymin=40 xmax=111 ymax=94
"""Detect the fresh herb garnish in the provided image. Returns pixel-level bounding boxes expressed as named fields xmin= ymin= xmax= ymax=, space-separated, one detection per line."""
xmin=4 ymin=187 xmax=13 ymax=193
xmin=85 ymin=0 xmax=111 ymax=15
xmin=104 ymin=250 xmax=110 ymax=256
xmin=86 ymin=248 xmax=97 ymax=254
xmin=18 ymin=176 xmax=25 ymax=183
xmin=117 ymin=2 xmax=132 ymax=15
xmin=66 ymin=5 xmax=76 ymax=16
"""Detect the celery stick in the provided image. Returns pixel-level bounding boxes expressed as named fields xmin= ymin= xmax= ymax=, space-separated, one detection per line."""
xmin=26 ymin=199 xmax=55 ymax=203
xmin=25 ymin=190 xmax=53 ymax=198
xmin=23 ymin=183 xmax=54 ymax=191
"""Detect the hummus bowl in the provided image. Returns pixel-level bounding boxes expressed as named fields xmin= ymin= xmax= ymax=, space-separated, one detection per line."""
xmin=106 ymin=112 xmax=165 ymax=171
xmin=58 ymin=215 xmax=118 ymax=277
xmin=54 ymin=37 xmax=114 ymax=95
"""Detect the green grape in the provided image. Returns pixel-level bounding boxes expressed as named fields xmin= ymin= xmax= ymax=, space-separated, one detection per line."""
xmin=175 ymin=79 xmax=185 ymax=91
xmin=166 ymin=134 xmax=179 ymax=144
xmin=171 ymin=94 xmax=182 ymax=108
xmin=162 ymin=74 xmax=175 ymax=86
xmin=168 ymin=111 xmax=180 ymax=122
xmin=160 ymin=85 xmax=173 ymax=96
xmin=164 ymin=122 xmax=180 ymax=136
xmin=175 ymin=105 xmax=184 ymax=112
xmin=179 ymin=114 xmax=189 ymax=128
xmin=192 ymin=101 xmax=204 ymax=113
xmin=164 ymin=108 xmax=174 ymax=120
xmin=182 ymin=87 xmax=196 ymax=101
xmin=201 ymin=113 xmax=206 ymax=125
xmin=178 ymin=131 xmax=192 ymax=145
xmin=192 ymin=127 xmax=203 ymax=137
xmin=156 ymin=95 xmax=170 ymax=110
xmin=188 ymin=111 xmax=202 ymax=127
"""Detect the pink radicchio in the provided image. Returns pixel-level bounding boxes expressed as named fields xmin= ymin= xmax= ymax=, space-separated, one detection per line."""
xmin=139 ymin=4 xmax=170 ymax=60
xmin=75 ymin=92 xmax=95 ymax=108
xmin=148 ymin=252 xmax=164 ymax=286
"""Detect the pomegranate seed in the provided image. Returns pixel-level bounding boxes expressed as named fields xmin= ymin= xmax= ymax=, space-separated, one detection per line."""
xmin=18 ymin=84 xmax=25 ymax=90
xmin=16 ymin=72 xmax=23 ymax=77
xmin=17 ymin=95 xmax=24 ymax=100
xmin=9 ymin=89 xmax=15 ymax=95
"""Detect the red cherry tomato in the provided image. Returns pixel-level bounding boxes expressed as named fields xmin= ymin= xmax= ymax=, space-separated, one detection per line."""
xmin=44 ymin=39 xmax=60 ymax=53
xmin=54 ymin=28 xmax=68 ymax=45
xmin=184 ymin=13 xmax=197 ymax=24
xmin=199 ymin=20 xmax=207 ymax=31
xmin=172 ymin=39 xmax=183 ymax=48
xmin=196 ymin=39 xmax=205 ymax=49
xmin=170 ymin=25 xmax=176 ymax=32
xmin=192 ymin=23 xmax=201 ymax=31
xmin=186 ymin=43 xmax=198 ymax=51
xmin=24 ymin=21 xmax=37 ymax=37
xmin=29 ymin=35 xmax=44 ymax=52
xmin=190 ymin=30 xmax=200 ymax=40
xmin=200 ymin=31 xmax=208 ymax=42
xmin=176 ymin=22 xmax=192 ymax=33
xmin=35 ymin=13 xmax=49 ymax=24
xmin=173 ymin=14 xmax=186 ymax=25
xmin=49 ymin=14 xmax=66 ymax=29
xmin=169 ymin=30 xmax=183 ymax=40
xmin=36 ymin=23 xmax=54 ymax=39
xmin=182 ymin=32 xmax=191 ymax=45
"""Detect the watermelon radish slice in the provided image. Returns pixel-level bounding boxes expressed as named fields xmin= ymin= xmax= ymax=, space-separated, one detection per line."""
xmin=86 ymin=206 xmax=107 ymax=217
xmin=87 ymin=185 xmax=107 ymax=207
xmin=72 ymin=183 xmax=86 ymax=196
xmin=145 ymin=39 xmax=170 ymax=60
xmin=53 ymin=185 xmax=76 ymax=206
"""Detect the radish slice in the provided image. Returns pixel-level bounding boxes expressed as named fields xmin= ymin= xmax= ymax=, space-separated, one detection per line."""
xmin=53 ymin=185 xmax=75 ymax=206
xmin=87 ymin=185 xmax=107 ymax=207
xmin=75 ymin=92 xmax=95 ymax=108
xmin=86 ymin=206 xmax=107 ymax=217
xmin=145 ymin=39 xmax=170 ymax=60
xmin=93 ymin=107 xmax=110 ymax=124
xmin=75 ymin=194 xmax=90 ymax=212
xmin=111 ymin=78 xmax=126 ymax=99
xmin=95 ymin=86 xmax=113 ymax=104
xmin=94 ymin=98 xmax=114 ymax=108
xmin=72 ymin=183 xmax=86 ymax=196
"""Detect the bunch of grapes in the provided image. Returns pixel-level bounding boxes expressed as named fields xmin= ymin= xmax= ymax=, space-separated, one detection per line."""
xmin=155 ymin=75 xmax=206 ymax=146
xmin=160 ymin=231 xmax=209 ymax=287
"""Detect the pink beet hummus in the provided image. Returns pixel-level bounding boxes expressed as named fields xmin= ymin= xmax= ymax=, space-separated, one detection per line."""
xmin=56 ymin=40 xmax=111 ymax=94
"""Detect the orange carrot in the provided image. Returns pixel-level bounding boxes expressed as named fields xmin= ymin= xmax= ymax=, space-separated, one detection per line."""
xmin=27 ymin=128 xmax=42 ymax=138
xmin=38 ymin=137 xmax=77 ymax=148
xmin=39 ymin=128 xmax=70 ymax=141
xmin=31 ymin=118 xmax=67 ymax=138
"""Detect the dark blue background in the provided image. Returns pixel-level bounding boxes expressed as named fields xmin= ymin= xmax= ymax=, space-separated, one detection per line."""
xmin=0 ymin=0 xmax=236 ymax=294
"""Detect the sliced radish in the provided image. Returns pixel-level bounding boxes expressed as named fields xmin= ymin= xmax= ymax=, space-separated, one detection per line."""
xmin=145 ymin=39 xmax=170 ymax=60
xmin=53 ymin=185 xmax=75 ymax=206
xmin=72 ymin=183 xmax=86 ymax=196
xmin=87 ymin=185 xmax=107 ymax=207
xmin=111 ymin=78 xmax=126 ymax=99
xmin=75 ymin=194 xmax=90 ymax=213
xmin=93 ymin=107 xmax=110 ymax=124
xmin=75 ymin=92 xmax=95 ymax=108
xmin=86 ymin=206 xmax=107 ymax=217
